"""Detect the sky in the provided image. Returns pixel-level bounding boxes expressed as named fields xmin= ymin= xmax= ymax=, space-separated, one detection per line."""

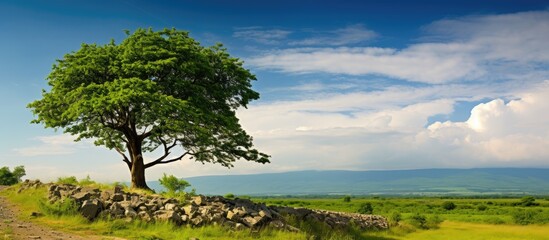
xmin=1 ymin=0 xmax=549 ymax=183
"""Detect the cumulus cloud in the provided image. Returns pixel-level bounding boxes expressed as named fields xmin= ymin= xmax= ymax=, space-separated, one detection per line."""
xmin=249 ymin=11 xmax=549 ymax=84
xmin=422 ymin=81 xmax=549 ymax=162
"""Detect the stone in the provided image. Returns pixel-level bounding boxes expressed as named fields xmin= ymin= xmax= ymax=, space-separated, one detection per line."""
xmin=109 ymin=202 xmax=125 ymax=217
xmin=154 ymin=210 xmax=182 ymax=225
xmin=125 ymin=207 xmax=138 ymax=218
xmin=72 ymin=191 xmax=91 ymax=203
xmin=114 ymin=185 xmax=123 ymax=194
xmin=112 ymin=193 xmax=124 ymax=202
xmin=192 ymin=195 xmax=206 ymax=206
xmin=138 ymin=211 xmax=152 ymax=222
xmin=100 ymin=190 xmax=113 ymax=202
xmin=30 ymin=212 xmax=43 ymax=217
xmin=241 ymin=216 xmax=262 ymax=228
xmin=183 ymin=205 xmax=198 ymax=216
xmin=80 ymin=199 xmax=103 ymax=220
xmin=165 ymin=203 xmax=177 ymax=211
xmin=259 ymin=210 xmax=272 ymax=219
xmin=190 ymin=215 xmax=204 ymax=226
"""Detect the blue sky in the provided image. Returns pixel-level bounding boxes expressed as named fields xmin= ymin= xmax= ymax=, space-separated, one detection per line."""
xmin=1 ymin=0 xmax=549 ymax=182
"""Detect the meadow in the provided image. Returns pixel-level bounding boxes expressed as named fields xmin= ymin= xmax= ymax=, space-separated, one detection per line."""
xmin=1 ymin=179 xmax=549 ymax=240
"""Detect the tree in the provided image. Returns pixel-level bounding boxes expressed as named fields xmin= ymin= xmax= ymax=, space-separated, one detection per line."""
xmin=357 ymin=202 xmax=373 ymax=214
xmin=442 ymin=201 xmax=456 ymax=210
xmin=159 ymin=173 xmax=191 ymax=194
xmin=0 ymin=166 xmax=26 ymax=185
xmin=28 ymin=28 xmax=270 ymax=189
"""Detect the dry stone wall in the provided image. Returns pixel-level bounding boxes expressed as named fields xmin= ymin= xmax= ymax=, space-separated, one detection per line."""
xmin=21 ymin=180 xmax=389 ymax=231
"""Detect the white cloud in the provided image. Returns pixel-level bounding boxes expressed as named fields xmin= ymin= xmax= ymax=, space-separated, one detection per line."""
xmin=290 ymin=24 xmax=377 ymax=46
xmin=249 ymin=11 xmax=549 ymax=84
xmin=235 ymin=80 xmax=549 ymax=172
xmin=423 ymin=81 xmax=549 ymax=162
xmin=250 ymin=45 xmax=480 ymax=83
xmin=13 ymin=134 xmax=83 ymax=157
xmin=233 ymin=27 xmax=291 ymax=44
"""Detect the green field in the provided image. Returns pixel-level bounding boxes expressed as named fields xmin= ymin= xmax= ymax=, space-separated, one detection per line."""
xmin=2 ymin=183 xmax=549 ymax=239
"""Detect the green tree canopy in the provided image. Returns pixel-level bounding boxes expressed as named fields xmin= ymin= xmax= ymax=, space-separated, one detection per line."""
xmin=0 ymin=166 xmax=26 ymax=185
xmin=28 ymin=28 xmax=269 ymax=189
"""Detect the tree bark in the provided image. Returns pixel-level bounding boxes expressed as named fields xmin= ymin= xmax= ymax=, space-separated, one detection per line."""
xmin=127 ymin=137 xmax=150 ymax=190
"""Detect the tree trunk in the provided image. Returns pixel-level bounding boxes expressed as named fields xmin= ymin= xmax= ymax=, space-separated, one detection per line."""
xmin=128 ymin=138 xmax=150 ymax=190
xmin=130 ymin=155 xmax=150 ymax=190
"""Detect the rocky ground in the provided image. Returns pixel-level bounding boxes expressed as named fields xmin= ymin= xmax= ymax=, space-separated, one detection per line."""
xmin=3 ymin=180 xmax=389 ymax=239
xmin=0 ymin=185 xmax=122 ymax=240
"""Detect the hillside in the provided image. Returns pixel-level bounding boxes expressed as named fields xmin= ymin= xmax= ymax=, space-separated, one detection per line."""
xmin=149 ymin=168 xmax=549 ymax=196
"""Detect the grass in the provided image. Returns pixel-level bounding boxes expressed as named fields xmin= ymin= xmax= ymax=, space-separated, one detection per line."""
xmin=2 ymin=183 xmax=549 ymax=239
xmin=0 ymin=184 xmax=310 ymax=240
xmin=398 ymin=221 xmax=549 ymax=240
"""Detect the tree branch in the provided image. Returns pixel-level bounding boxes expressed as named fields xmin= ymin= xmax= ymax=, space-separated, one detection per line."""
xmin=115 ymin=146 xmax=132 ymax=170
xmin=145 ymin=151 xmax=188 ymax=169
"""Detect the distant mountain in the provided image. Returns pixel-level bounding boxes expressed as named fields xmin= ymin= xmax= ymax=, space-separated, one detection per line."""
xmin=148 ymin=168 xmax=549 ymax=196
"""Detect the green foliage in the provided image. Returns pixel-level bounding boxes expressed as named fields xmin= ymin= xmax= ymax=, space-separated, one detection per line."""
xmin=408 ymin=213 xmax=428 ymax=229
xmin=517 ymin=196 xmax=539 ymax=207
xmin=28 ymin=28 xmax=270 ymax=189
xmin=78 ymin=175 xmax=96 ymax=186
xmin=512 ymin=209 xmax=540 ymax=225
xmin=477 ymin=204 xmax=487 ymax=211
xmin=56 ymin=176 xmax=78 ymax=185
xmin=224 ymin=193 xmax=235 ymax=199
xmin=389 ymin=211 xmax=402 ymax=225
xmin=342 ymin=195 xmax=351 ymax=202
xmin=0 ymin=166 xmax=25 ymax=185
xmin=442 ymin=201 xmax=456 ymax=210
xmin=38 ymin=198 xmax=79 ymax=216
xmin=158 ymin=173 xmax=191 ymax=194
xmin=357 ymin=202 xmax=373 ymax=214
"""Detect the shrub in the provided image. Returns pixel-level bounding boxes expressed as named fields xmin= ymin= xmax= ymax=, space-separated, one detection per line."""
xmin=158 ymin=173 xmax=191 ymax=194
xmin=0 ymin=166 xmax=25 ymax=185
xmin=477 ymin=204 xmax=488 ymax=211
xmin=224 ymin=193 xmax=235 ymax=199
xmin=78 ymin=175 xmax=96 ymax=186
xmin=409 ymin=213 xmax=428 ymax=229
xmin=56 ymin=176 xmax=78 ymax=185
xmin=357 ymin=203 xmax=373 ymax=214
xmin=442 ymin=201 xmax=456 ymax=210
xmin=389 ymin=211 xmax=402 ymax=226
xmin=512 ymin=209 xmax=539 ymax=225
xmin=518 ymin=196 xmax=539 ymax=207
xmin=342 ymin=195 xmax=351 ymax=202
xmin=427 ymin=214 xmax=443 ymax=228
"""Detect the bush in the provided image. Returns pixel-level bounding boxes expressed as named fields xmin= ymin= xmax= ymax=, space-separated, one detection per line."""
xmin=517 ymin=196 xmax=539 ymax=207
xmin=158 ymin=173 xmax=191 ymax=194
xmin=56 ymin=176 xmax=78 ymax=185
xmin=512 ymin=209 xmax=539 ymax=225
xmin=357 ymin=203 xmax=373 ymax=214
xmin=389 ymin=211 xmax=402 ymax=226
xmin=0 ymin=166 xmax=25 ymax=185
xmin=224 ymin=193 xmax=235 ymax=199
xmin=477 ymin=204 xmax=488 ymax=211
xmin=78 ymin=175 xmax=96 ymax=186
xmin=442 ymin=201 xmax=456 ymax=210
xmin=408 ymin=213 xmax=428 ymax=229
xmin=342 ymin=195 xmax=351 ymax=202
xmin=427 ymin=214 xmax=443 ymax=228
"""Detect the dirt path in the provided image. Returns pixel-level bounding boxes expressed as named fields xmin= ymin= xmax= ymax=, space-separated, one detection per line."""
xmin=0 ymin=186 xmax=121 ymax=240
